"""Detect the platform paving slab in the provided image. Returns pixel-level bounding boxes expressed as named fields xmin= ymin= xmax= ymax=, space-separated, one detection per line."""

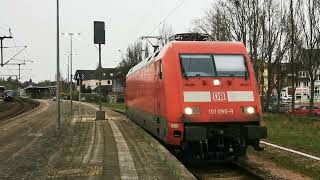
xmin=0 ymin=100 xmax=195 ymax=179
xmin=102 ymin=105 xmax=196 ymax=180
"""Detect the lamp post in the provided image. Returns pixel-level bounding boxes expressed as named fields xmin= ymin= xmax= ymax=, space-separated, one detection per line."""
xmin=56 ymin=0 xmax=61 ymax=130
xmin=61 ymin=32 xmax=80 ymax=115
xmin=65 ymin=54 xmax=69 ymax=86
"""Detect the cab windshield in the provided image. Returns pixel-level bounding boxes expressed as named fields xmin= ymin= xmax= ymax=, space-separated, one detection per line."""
xmin=180 ymin=54 xmax=248 ymax=77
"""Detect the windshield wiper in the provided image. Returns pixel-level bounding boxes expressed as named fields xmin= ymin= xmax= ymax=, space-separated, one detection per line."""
xmin=181 ymin=66 xmax=189 ymax=79
xmin=183 ymin=72 xmax=189 ymax=79
xmin=244 ymin=71 xmax=248 ymax=80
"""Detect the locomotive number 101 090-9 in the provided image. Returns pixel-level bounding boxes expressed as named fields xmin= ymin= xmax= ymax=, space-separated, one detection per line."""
xmin=208 ymin=108 xmax=234 ymax=115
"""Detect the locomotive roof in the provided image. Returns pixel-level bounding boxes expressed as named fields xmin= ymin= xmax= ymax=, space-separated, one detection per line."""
xmin=126 ymin=41 xmax=246 ymax=77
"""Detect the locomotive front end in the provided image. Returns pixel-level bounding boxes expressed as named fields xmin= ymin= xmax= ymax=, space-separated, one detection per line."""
xmin=178 ymin=52 xmax=267 ymax=159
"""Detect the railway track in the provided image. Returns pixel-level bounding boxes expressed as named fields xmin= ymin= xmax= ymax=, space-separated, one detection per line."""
xmin=186 ymin=161 xmax=264 ymax=180
xmin=0 ymin=98 xmax=38 ymax=121
xmin=111 ymin=108 xmax=267 ymax=180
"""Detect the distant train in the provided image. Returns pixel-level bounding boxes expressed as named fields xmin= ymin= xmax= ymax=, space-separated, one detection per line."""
xmin=4 ymin=90 xmax=15 ymax=102
xmin=125 ymin=33 xmax=267 ymax=160
xmin=0 ymin=86 xmax=5 ymax=98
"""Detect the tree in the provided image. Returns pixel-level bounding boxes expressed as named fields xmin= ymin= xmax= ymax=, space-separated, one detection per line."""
xmin=262 ymin=0 xmax=290 ymax=110
xmin=159 ymin=22 xmax=175 ymax=45
xmin=191 ymin=2 xmax=232 ymax=41
xmin=296 ymin=0 xmax=320 ymax=114
xmin=117 ymin=42 xmax=144 ymax=87
xmin=143 ymin=42 xmax=150 ymax=58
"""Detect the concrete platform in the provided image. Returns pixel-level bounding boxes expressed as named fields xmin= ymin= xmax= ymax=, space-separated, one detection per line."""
xmin=0 ymin=100 xmax=195 ymax=179
xmin=48 ymin=102 xmax=196 ymax=180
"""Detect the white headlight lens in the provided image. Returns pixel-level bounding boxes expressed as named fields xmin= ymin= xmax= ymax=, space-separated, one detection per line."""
xmin=213 ymin=79 xmax=221 ymax=86
xmin=184 ymin=107 xmax=193 ymax=115
xmin=247 ymin=107 xmax=255 ymax=114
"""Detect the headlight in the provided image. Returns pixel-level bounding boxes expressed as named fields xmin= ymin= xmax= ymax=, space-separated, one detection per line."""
xmin=247 ymin=107 xmax=255 ymax=114
xmin=184 ymin=107 xmax=200 ymax=115
xmin=246 ymin=106 xmax=255 ymax=114
xmin=184 ymin=107 xmax=193 ymax=115
xmin=213 ymin=79 xmax=221 ymax=86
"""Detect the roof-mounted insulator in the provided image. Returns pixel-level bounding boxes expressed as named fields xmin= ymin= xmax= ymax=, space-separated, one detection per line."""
xmin=169 ymin=33 xmax=210 ymax=42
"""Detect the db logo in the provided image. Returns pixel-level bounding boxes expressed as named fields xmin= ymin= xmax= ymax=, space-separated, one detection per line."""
xmin=212 ymin=92 xmax=226 ymax=101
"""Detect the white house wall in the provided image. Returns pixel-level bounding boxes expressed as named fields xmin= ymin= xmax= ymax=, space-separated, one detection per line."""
xmin=77 ymin=79 xmax=112 ymax=91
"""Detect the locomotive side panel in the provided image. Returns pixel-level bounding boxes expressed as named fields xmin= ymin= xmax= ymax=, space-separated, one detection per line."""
xmin=126 ymin=59 xmax=170 ymax=142
xmin=162 ymin=48 xmax=186 ymax=145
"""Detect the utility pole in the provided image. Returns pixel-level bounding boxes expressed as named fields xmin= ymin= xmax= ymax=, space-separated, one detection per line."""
xmin=5 ymin=62 xmax=26 ymax=79
xmin=66 ymin=55 xmax=69 ymax=88
xmin=62 ymin=32 xmax=80 ymax=115
xmin=70 ymin=34 xmax=73 ymax=115
xmin=18 ymin=64 xmax=21 ymax=79
xmin=0 ymin=36 xmax=13 ymax=67
xmin=56 ymin=0 xmax=61 ymax=130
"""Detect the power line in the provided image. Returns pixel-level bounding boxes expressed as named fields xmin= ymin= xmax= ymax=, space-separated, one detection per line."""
xmin=148 ymin=0 xmax=186 ymax=35
xmin=130 ymin=0 xmax=186 ymax=49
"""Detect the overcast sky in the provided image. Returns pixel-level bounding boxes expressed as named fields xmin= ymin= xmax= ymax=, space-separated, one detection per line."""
xmin=0 ymin=0 xmax=211 ymax=82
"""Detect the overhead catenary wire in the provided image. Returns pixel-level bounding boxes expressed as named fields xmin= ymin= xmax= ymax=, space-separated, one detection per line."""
xmin=117 ymin=0 xmax=187 ymax=60
xmin=0 ymin=25 xmax=9 ymax=33
xmin=130 ymin=0 xmax=187 ymax=46
xmin=148 ymin=0 xmax=186 ymax=36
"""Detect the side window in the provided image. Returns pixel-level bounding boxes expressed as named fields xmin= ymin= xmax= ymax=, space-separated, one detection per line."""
xmin=159 ymin=60 xmax=163 ymax=79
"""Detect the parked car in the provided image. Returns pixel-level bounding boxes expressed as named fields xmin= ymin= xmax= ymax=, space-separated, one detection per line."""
xmin=288 ymin=105 xmax=320 ymax=116
xmin=268 ymin=103 xmax=291 ymax=113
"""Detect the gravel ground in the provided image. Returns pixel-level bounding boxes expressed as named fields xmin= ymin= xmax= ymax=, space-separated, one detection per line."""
xmin=248 ymin=147 xmax=315 ymax=180
xmin=0 ymin=100 xmax=180 ymax=179
xmin=0 ymin=97 xmax=39 ymax=121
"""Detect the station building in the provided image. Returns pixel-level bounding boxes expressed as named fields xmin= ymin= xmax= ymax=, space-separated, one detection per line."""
xmin=24 ymin=85 xmax=56 ymax=99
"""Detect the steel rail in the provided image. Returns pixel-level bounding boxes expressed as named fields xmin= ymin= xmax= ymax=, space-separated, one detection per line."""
xmin=261 ymin=141 xmax=320 ymax=161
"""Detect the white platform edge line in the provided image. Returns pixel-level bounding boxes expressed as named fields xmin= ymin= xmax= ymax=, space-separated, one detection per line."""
xmin=109 ymin=120 xmax=139 ymax=180
xmin=81 ymin=102 xmax=139 ymax=179
xmin=261 ymin=141 xmax=320 ymax=161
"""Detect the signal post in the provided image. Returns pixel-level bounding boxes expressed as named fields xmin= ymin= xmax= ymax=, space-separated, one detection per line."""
xmin=94 ymin=21 xmax=106 ymax=120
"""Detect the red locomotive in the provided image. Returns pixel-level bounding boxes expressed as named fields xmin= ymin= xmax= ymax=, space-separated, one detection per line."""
xmin=125 ymin=34 xmax=267 ymax=159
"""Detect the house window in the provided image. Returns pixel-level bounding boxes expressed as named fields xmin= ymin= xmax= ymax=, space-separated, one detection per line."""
xmin=304 ymin=82 xmax=309 ymax=87
xmin=96 ymin=83 xmax=98 ymax=85
xmin=299 ymin=71 xmax=307 ymax=77
xmin=296 ymin=93 xmax=302 ymax=100
xmin=107 ymin=80 xmax=111 ymax=85
xmin=315 ymin=87 xmax=320 ymax=96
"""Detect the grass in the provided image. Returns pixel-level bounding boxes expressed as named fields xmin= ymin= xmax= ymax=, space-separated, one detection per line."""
xmin=249 ymin=147 xmax=320 ymax=179
xmin=251 ymin=113 xmax=320 ymax=179
xmin=101 ymin=102 xmax=126 ymax=111
xmin=263 ymin=113 xmax=320 ymax=157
